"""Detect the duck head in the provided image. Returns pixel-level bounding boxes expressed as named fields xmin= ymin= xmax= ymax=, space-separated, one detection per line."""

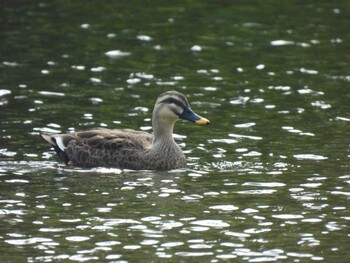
xmin=153 ymin=91 xmax=210 ymax=126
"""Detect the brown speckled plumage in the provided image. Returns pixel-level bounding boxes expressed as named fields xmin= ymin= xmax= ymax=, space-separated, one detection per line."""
xmin=41 ymin=91 xmax=209 ymax=170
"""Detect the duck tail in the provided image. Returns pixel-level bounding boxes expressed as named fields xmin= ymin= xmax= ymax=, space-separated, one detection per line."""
xmin=41 ymin=134 xmax=71 ymax=165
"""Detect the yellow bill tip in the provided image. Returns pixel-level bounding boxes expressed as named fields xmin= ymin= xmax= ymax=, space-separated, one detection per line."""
xmin=195 ymin=117 xmax=210 ymax=125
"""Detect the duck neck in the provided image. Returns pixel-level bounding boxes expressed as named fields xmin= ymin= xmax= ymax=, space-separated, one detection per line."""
xmin=152 ymin=118 xmax=176 ymax=146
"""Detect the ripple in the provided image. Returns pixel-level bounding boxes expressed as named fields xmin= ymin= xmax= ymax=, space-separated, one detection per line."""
xmin=249 ymin=256 xmax=281 ymax=262
xmin=300 ymin=68 xmax=318 ymax=75
xmin=242 ymin=151 xmax=262 ymax=157
xmin=293 ymin=154 xmax=328 ymax=160
xmin=184 ymin=226 xmax=209 ymax=232
xmin=181 ymin=194 xmax=203 ymax=201
xmin=331 ymin=191 xmax=350 ymax=196
xmin=91 ymin=167 xmax=122 ymax=174
xmin=95 ymin=241 xmax=121 ymax=246
xmin=0 ymin=89 xmax=11 ymax=97
xmin=66 ymin=236 xmax=90 ymax=242
xmin=5 ymin=237 xmax=52 ymax=245
xmin=209 ymin=205 xmax=239 ymax=211
xmin=137 ymin=35 xmax=152 ymax=41
xmin=156 ymin=81 xmax=177 ymax=86
xmin=216 ymin=254 xmax=237 ymax=259
xmin=282 ymin=126 xmax=315 ymax=136
xmin=235 ymin=122 xmax=256 ymax=128
xmin=229 ymin=96 xmax=249 ymax=105
xmin=272 ymin=214 xmax=304 ymax=219
xmin=129 ymin=224 xmax=147 ymax=230
xmin=191 ymin=45 xmax=202 ymax=51
xmin=287 ymin=252 xmax=314 ymax=258
xmin=141 ymin=216 xmax=162 ymax=222
xmin=242 ymin=182 xmax=285 ymax=187
xmin=250 ymin=98 xmax=264 ymax=103
xmin=209 ymin=138 xmax=238 ymax=144
xmin=176 ymin=251 xmax=214 ymax=257
xmin=271 ymin=40 xmax=295 ymax=46
xmin=0 ymin=149 xmax=17 ymax=157
xmin=3 ymin=61 xmax=20 ymax=67
xmin=297 ymin=87 xmax=324 ymax=95
xmin=99 ymin=218 xmax=140 ymax=226
xmin=242 ymin=208 xmax=259 ymax=214
xmin=71 ymin=65 xmax=85 ymax=70
xmin=335 ymin=116 xmax=350 ymax=122
xmin=5 ymin=179 xmax=29 ymax=183
xmin=159 ymin=221 xmax=183 ymax=230
xmin=140 ymin=239 xmax=159 ymax=245
xmin=90 ymin=66 xmax=106 ymax=72
xmin=203 ymin=86 xmax=218 ymax=91
xmin=127 ymin=78 xmax=141 ymax=84
xmin=301 ymin=218 xmax=322 ymax=223
xmin=39 ymin=227 xmax=69 ymax=232
xmin=105 ymin=254 xmax=122 ymax=260
xmin=311 ymin=100 xmax=331 ymax=109
xmin=190 ymin=219 xmax=230 ymax=228
xmin=69 ymin=255 xmax=98 ymax=261
xmin=161 ymin=241 xmax=184 ymax=248
xmin=224 ymin=231 xmax=250 ymax=238
xmin=269 ymin=85 xmax=291 ymax=91
xmin=105 ymin=50 xmax=131 ymax=58
xmin=59 ymin=218 xmax=81 ymax=223
xmin=228 ymin=133 xmax=263 ymax=140
xmin=237 ymin=190 xmax=277 ymax=195
xmin=190 ymin=243 xmax=214 ymax=249
xmin=204 ymin=191 xmax=221 ymax=196
xmin=96 ymin=207 xmax=112 ymax=213
xmin=245 ymin=228 xmax=271 ymax=234
xmin=38 ymin=91 xmax=65 ymax=96
xmin=300 ymin=183 xmax=322 ymax=188
xmin=89 ymin=97 xmax=103 ymax=105
xmin=160 ymin=188 xmax=181 ymax=194
xmin=123 ymin=245 xmax=141 ymax=250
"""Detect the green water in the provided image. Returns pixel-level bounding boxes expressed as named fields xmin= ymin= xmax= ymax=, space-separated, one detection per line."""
xmin=1 ymin=1 xmax=349 ymax=262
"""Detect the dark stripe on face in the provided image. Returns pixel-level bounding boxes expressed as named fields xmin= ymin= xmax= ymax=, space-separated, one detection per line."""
xmin=158 ymin=91 xmax=189 ymax=107
xmin=159 ymin=97 xmax=186 ymax=110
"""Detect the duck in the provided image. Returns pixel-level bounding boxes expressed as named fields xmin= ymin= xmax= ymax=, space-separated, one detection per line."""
xmin=41 ymin=90 xmax=210 ymax=170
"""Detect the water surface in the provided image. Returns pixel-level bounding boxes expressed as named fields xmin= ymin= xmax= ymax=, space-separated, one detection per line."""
xmin=1 ymin=1 xmax=349 ymax=262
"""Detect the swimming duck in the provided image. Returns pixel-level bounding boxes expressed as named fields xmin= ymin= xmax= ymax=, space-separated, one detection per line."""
xmin=41 ymin=91 xmax=210 ymax=170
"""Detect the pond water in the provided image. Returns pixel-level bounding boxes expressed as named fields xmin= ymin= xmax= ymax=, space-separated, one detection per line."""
xmin=1 ymin=1 xmax=350 ymax=262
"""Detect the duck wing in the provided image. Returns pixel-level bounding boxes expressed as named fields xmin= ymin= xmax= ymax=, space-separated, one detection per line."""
xmin=42 ymin=129 xmax=153 ymax=168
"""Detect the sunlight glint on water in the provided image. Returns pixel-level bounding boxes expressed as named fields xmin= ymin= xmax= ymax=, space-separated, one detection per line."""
xmin=1 ymin=1 xmax=350 ymax=262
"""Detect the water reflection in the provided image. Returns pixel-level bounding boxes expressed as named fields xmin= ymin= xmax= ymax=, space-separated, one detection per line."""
xmin=1 ymin=161 xmax=349 ymax=262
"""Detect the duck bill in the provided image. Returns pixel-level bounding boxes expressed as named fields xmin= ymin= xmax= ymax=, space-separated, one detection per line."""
xmin=195 ymin=117 xmax=210 ymax=125
xmin=179 ymin=107 xmax=210 ymax=125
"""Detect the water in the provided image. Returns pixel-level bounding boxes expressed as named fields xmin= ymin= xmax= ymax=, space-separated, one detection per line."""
xmin=1 ymin=1 xmax=350 ymax=262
